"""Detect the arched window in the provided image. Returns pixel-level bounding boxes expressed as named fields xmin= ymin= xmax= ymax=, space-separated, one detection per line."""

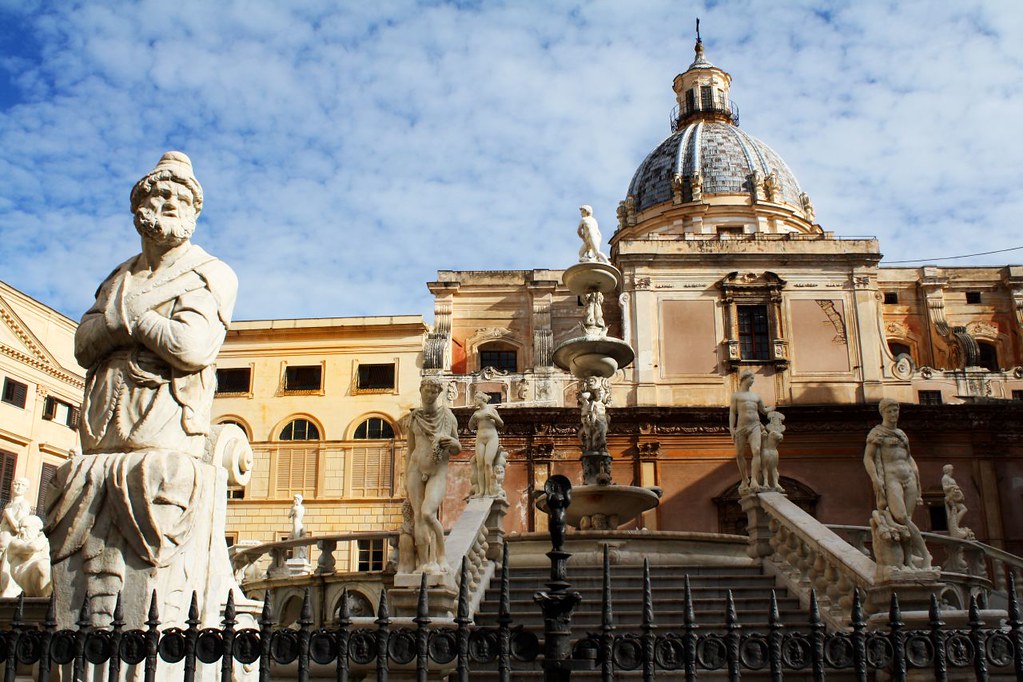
xmin=977 ymin=342 xmax=999 ymax=372
xmin=888 ymin=342 xmax=912 ymax=360
xmin=279 ymin=419 xmax=320 ymax=441
xmin=354 ymin=418 xmax=394 ymax=440
xmin=478 ymin=342 xmax=518 ymax=373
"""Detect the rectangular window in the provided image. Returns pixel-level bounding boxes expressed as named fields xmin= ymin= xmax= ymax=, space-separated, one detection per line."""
xmin=1 ymin=378 xmax=28 ymax=409
xmin=42 ymin=397 xmax=79 ymax=428
xmin=275 ymin=446 xmax=318 ymax=496
xmin=918 ymin=390 xmax=943 ymax=405
xmin=700 ymin=85 xmax=713 ymax=109
xmin=485 ymin=391 xmax=503 ymax=405
xmin=966 ymin=291 xmax=982 ymax=304
xmin=737 ymin=305 xmax=771 ymax=361
xmin=216 ymin=367 xmax=252 ymax=394
xmin=348 ymin=446 xmax=394 ymax=498
xmin=479 ymin=350 xmax=517 ymax=373
xmin=37 ymin=463 xmax=58 ymax=514
xmin=883 ymin=292 xmax=898 ymax=304
xmin=357 ymin=364 xmax=396 ymax=390
xmin=357 ymin=538 xmax=386 ymax=572
xmin=227 ymin=486 xmax=246 ymax=500
xmin=684 ymin=89 xmax=696 ymax=114
xmin=225 ymin=533 xmax=237 ymax=548
xmin=0 ymin=451 xmax=16 ymax=509
xmin=284 ymin=365 xmax=322 ymax=392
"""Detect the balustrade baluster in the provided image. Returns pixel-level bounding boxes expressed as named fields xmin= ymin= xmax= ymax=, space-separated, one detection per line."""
xmin=316 ymin=540 xmax=337 ymax=574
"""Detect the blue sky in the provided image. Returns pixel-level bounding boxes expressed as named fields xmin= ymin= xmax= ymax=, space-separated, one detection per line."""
xmin=1 ymin=1 xmax=1021 ymax=322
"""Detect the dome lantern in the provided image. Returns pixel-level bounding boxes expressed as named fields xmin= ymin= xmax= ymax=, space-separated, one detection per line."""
xmin=671 ymin=32 xmax=737 ymax=129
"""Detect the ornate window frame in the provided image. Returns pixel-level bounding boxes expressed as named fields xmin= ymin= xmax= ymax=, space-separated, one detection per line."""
xmin=717 ymin=271 xmax=788 ymax=371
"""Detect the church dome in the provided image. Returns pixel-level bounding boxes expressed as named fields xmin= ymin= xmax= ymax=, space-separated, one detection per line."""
xmin=616 ymin=35 xmax=816 ymax=232
xmin=626 ymin=120 xmax=805 ymax=214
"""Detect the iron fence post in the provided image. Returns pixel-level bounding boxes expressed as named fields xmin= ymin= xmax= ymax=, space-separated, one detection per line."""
xmin=533 ymin=475 xmax=581 ymax=682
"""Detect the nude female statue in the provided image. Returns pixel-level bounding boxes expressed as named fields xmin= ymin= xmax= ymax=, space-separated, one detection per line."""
xmin=468 ymin=392 xmax=505 ymax=498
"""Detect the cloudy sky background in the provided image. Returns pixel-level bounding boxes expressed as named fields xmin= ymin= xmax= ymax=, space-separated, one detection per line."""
xmin=1 ymin=1 xmax=1021 ymax=322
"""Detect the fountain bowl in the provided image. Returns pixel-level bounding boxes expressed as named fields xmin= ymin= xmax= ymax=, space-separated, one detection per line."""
xmin=563 ymin=262 xmax=621 ymax=297
xmin=537 ymin=484 xmax=662 ymax=530
xmin=553 ymin=336 xmax=635 ymax=377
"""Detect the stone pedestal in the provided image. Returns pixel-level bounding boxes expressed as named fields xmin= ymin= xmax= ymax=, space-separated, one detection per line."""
xmin=388 ymin=571 xmax=459 ymax=618
xmin=740 ymin=491 xmax=777 ymax=559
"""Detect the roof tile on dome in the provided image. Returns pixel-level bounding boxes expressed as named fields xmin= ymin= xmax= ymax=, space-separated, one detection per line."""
xmin=625 ymin=120 xmax=804 ymax=216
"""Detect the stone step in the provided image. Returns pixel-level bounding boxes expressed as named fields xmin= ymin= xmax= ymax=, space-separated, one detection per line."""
xmin=480 ymin=596 xmax=803 ymax=615
xmin=484 ymin=584 xmax=790 ymax=602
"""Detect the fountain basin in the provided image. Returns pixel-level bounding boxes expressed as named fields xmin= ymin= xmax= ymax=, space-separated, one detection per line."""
xmin=563 ymin=262 xmax=621 ymax=297
xmin=537 ymin=484 xmax=661 ymax=530
xmin=553 ymin=336 xmax=635 ymax=377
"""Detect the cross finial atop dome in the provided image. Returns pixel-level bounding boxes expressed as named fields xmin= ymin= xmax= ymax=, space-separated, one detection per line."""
xmin=689 ymin=18 xmax=714 ymax=70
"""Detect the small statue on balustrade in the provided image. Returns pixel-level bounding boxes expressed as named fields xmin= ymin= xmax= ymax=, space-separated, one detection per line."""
xmin=751 ymin=410 xmax=785 ymax=492
xmin=942 ymin=464 xmax=975 ymax=540
xmin=468 ymin=392 xmax=505 ymax=499
xmin=863 ymin=399 xmax=933 ymax=573
xmin=289 ymin=493 xmax=307 ymax=561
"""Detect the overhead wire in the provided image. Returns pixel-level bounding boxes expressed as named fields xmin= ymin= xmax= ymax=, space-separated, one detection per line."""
xmin=883 ymin=245 xmax=1023 ymax=264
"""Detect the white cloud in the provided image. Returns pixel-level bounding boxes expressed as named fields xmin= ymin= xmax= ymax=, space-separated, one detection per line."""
xmin=0 ymin=0 xmax=1021 ymax=321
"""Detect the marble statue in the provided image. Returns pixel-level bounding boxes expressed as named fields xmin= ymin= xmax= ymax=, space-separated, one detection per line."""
xmin=0 ymin=477 xmax=32 ymax=596
xmin=6 ymin=516 xmax=52 ymax=597
xmin=578 ymin=377 xmax=612 ymax=484
xmin=752 ymin=411 xmax=785 ymax=492
xmin=468 ymin=392 xmax=505 ymax=498
xmin=45 ymin=152 xmax=245 ymax=633
xmin=942 ymin=464 xmax=975 ymax=540
xmin=493 ymin=450 xmax=508 ymax=500
xmin=577 ymin=205 xmax=610 ymax=264
xmin=401 ymin=377 xmax=462 ymax=574
xmin=800 ymin=192 xmax=816 ymax=223
xmin=582 ymin=291 xmax=606 ymax=335
xmin=763 ymin=171 xmax=779 ymax=202
xmin=729 ymin=371 xmax=771 ymax=494
xmin=863 ymin=399 xmax=933 ymax=571
xmin=690 ymin=171 xmax=703 ymax=201
xmin=289 ymin=493 xmax=307 ymax=560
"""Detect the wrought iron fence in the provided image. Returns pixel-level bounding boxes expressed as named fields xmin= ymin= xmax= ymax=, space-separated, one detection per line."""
xmin=3 ymin=476 xmax=1023 ymax=680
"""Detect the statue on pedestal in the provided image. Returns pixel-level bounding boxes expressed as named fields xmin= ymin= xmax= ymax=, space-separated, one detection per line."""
xmin=289 ymin=493 xmax=307 ymax=561
xmin=942 ymin=464 xmax=975 ymax=540
xmin=6 ymin=516 xmax=51 ymax=597
xmin=45 ymin=152 xmax=244 ymax=633
xmin=0 ymin=477 xmax=34 ymax=596
xmin=863 ymin=399 xmax=933 ymax=572
xmin=401 ymin=377 xmax=462 ymax=574
xmin=752 ymin=411 xmax=785 ymax=492
xmin=577 ymin=205 xmax=610 ymax=264
xmin=468 ymin=392 xmax=505 ymax=498
xmin=729 ymin=371 xmax=771 ymax=494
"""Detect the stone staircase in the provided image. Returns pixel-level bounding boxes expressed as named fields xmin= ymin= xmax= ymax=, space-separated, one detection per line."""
xmin=470 ymin=562 xmax=813 ymax=678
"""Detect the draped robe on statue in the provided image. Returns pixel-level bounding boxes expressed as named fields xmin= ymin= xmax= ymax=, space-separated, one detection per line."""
xmin=46 ymin=243 xmax=238 ymax=629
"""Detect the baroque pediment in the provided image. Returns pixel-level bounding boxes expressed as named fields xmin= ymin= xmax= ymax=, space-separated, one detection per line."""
xmin=0 ymin=292 xmax=84 ymax=389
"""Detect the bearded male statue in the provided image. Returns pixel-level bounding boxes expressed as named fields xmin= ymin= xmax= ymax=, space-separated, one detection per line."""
xmin=46 ymin=152 xmax=249 ymax=639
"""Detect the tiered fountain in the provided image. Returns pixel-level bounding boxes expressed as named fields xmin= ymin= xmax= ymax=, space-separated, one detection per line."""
xmin=538 ymin=206 xmax=661 ymax=530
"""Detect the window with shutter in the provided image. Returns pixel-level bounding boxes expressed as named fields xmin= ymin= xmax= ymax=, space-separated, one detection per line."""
xmin=1 ymin=378 xmax=28 ymax=409
xmin=0 ymin=450 xmax=17 ymax=509
xmin=42 ymin=396 xmax=57 ymax=420
xmin=36 ymin=463 xmax=57 ymax=514
xmin=275 ymin=446 xmax=318 ymax=497
xmin=348 ymin=445 xmax=393 ymax=498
